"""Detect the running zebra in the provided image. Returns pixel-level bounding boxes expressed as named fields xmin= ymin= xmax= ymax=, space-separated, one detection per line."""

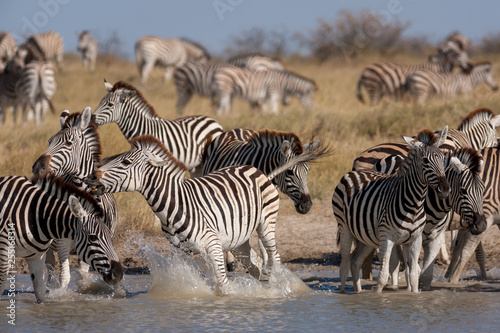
xmin=77 ymin=30 xmax=98 ymax=71
xmin=445 ymin=147 xmax=500 ymax=283
xmin=227 ymin=53 xmax=285 ymax=72
xmin=356 ymin=41 xmax=471 ymax=104
xmin=14 ymin=60 xmax=56 ymax=125
xmin=407 ymin=61 xmax=499 ymax=103
xmin=212 ymin=66 xmax=317 ymax=115
xmin=93 ymin=80 xmax=223 ymax=177
xmin=85 ymin=135 xmax=323 ymax=295
xmin=20 ymin=31 xmax=64 ymax=70
xmin=32 ymin=107 xmax=119 ymax=289
xmin=0 ymin=32 xmax=16 ymax=72
xmin=332 ymin=127 xmax=450 ymax=293
xmin=135 ymin=36 xmax=210 ymax=83
xmin=0 ymin=174 xmax=122 ymax=303
xmin=173 ymin=61 xmax=228 ymax=114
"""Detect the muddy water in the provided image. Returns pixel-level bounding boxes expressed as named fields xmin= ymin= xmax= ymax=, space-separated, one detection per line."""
xmin=3 ymin=244 xmax=500 ymax=332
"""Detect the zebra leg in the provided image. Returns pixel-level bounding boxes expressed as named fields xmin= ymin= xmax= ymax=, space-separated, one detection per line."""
xmin=55 ymin=239 xmax=74 ymax=289
xmin=403 ymin=234 xmax=422 ymax=292
xmin=256 ymin=213 xmax=281 ymax=272
xmin=419 ymin=233 xmax=445 ymax=291
xmin=45 ymin=248 xmax=57 ymax=288
xmin=351 ymin=242 xmax=376 ymax=292
xmin=387 ymin=246 xmax=402 ymax=289
xmin=56 ymin=53 xmax=63 ymax=71
xmin=375 ymin=237 xmax=396 ymax=293
xmin=475 ymin=242 xmax=487 ymax=280
xmin=257 ymin=238 xmax=269 ymax=273
xmin=216 ymin=93 xmax=231 ymax=116
xmin=205 ymin=241 xmax=231 ymax=296
xmin=164 ymin=66 xmax=174 ymax=83
xmin=175 ymin=89 xmax=193 ymax=115
xmin=26 ymin=253 xmax=47 ymax=303
xmin=225 ymin=251 xmax=237 ymax=272
xmin=338 ymin=229 xmax=354 ymax=293
xmin=361 ymin=250 xmax=375 ymax=280
xmin=77 ymin=260 xmax=90 ymax=282
xmin=0 ymin=242 xmax=9 ymax=297
xmin=438 ymin=232 xmax=451 ymax=265
xmin=141 ymin=61 xmax=155 ymax=83
xmin=232 ymin=240 xmax=262 ymax=280
xmin=446 ymin=229 xmax=484 ymax=283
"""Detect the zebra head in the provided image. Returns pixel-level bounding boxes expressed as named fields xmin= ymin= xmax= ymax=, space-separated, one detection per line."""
xmin=446 ymin=149 xmax=487 ymax=235
xmin=93 ymin=80 xmax=137 ymax=126
xmin=86 ymin=135 xmax=183 ymax=196
xmin=473 ymin=62 xmax=499 ymax=92
xmin=32 ymin=107 xmax=101 ymax=180
xmin=282 ymin=71 xmax=317 ymax=110
xmin=440 ymin=40 xmax=472 ymax=72
xmin=77 ymin=30 xmax=91 ymax=52
xmin=403 ymin=126 xmax=450 ymax=199
xmin=457 ymin=108 xmax=500 ymax=149
xmin=68 ymin=195 xmax=123 ymax=285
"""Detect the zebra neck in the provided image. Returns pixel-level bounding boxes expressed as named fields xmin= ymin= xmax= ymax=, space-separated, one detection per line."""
xmin=394 ymin=154 xmax=428 ymax=205
xmin=466 ymin=70 xmax=485 ymax=89
xmin=117 ymin=98 xmax=159 ymax=140
xmin=429 ymin=55 xmax=452 ymax=72
xmin=36 ymin=195 xmax=76 ymax=241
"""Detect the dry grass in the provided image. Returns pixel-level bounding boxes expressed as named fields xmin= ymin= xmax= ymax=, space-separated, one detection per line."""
xmin=2 ymin=52 xmax=500 ymax=243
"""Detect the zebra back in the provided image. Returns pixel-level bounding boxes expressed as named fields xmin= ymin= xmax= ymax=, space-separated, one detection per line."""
xmin=22 ymin=31 xmax=63 ymax=70
xmin=227 ymin=53 xmax=284 ymax=71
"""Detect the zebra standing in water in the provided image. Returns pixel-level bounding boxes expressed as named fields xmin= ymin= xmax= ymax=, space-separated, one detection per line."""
xmin=20 ymin=31 xmax=64 ymax=70
xmin=407 ymin=61 xmax=499 ymax=103
xmin=14 ymin=60 xmax=56 ymax=125
xmin=333 ymin=127 xmax=450 ymax=293
xmin=0 ymin=174 xmax=122 ymax=303
xmin=85 ymin=135 xmax=324 ymax=295
xmin=0 ymin=32 xmax=16 ymax=71
xmin=77 ymin=30 xmax=98 ymax=71
xmin=212 ymin=66 xmax=317 ymax=115
xmin=135 ymin=36 xmax=210 ymax=83
xmin=32 ymin=107 xmax=119 ymax=289
xmin=227 ymin=53 xmax=285 ymax=72
xmin=356 ymin=41 xmax=471 ymax=104
xmin=93 ymin=80 xmax=223 ymax=177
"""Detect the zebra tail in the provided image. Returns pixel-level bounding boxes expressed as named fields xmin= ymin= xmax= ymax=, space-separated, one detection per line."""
xmin=267 ymin=141 xmax=332 ymax=181
xmin=356 ymin=77 xmax=364 ymax=103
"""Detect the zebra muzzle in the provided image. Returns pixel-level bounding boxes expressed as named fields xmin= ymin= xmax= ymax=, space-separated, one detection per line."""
xmin=84 ymin=172 xmax=105 ymax=196
xmin=103 ymin=260 xmax=124 ymax=285
xmin=468 ymin=212 xmax=487 ymax=236
xmin=32 ymin=154 xmax=52 ymax=176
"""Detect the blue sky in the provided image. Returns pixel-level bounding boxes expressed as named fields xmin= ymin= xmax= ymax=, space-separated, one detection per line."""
xmin=1 ymin=0 xmax=499 ymax=59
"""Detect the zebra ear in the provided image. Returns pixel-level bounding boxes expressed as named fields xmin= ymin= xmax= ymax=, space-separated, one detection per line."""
xmin=281 ymin=140 xmax=293 ymax=158
xmin=436 ymin=126 xmax=449 ymax=147
xmin=144 ymin=150 xmax=169 ymax=167
xmin=449 ymin=156 xmax=465 ymax=174
xmin=60 ymin=110 xmax=70 ymax=129
xmin=119 ymin=89 xmax=137 ymax=102
xmin=104 ymin=79 xmax=113 ymax=92
xmin=303 ymin=139 xmax=321 ymax=152
xmin=80 ymin=107 xmax=92 ymax=130
xmin=490 ymin=115 xmax=500 ymax=128
xmin=403 ymin=136 xmax=418 ymax=148
xmin=68 ymin=195 xmax=88 ymax=220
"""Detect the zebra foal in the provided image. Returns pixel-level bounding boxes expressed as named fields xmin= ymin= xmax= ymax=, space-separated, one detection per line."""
xmin=85 ymin=135 xmax=322 ymax=295
xmin=333 ymin=127 xmax=449 ymax=293
xmin=0 ymin=174 xmax=122 ymax=303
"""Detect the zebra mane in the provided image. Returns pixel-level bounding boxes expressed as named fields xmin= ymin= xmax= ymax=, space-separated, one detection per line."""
xmin=471 ymin=61 xmax=492 ymax=68
xmin=63 ymin=111 xmax=102 ymax=164
xmin=398 ymin=129 xmax=439 ymax=174
xmin=179 ymin=37 xmax=211 ymax=60
xmin=248 ymin=129 xmax=304 ymax=155
xmin=457 ymin=108 xmax=494 ymax=131
xmin=111 ymin=81 xmax=159 ymax=117
xmin=130 ymin=135 xmax=188 ymax=171
xmin=453 ymin=147 xmax=483 ymax=175
xmin=31 ymin=173 xmax=104 ymax=218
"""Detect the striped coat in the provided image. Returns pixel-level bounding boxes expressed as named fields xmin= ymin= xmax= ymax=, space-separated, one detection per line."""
xmin=0 ymin=32 xmax=16 ymax=72
xmin=21 ymin=31 xmax=64 ymax=70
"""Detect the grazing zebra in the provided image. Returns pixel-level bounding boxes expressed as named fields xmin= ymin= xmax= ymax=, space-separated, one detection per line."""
xmin=173 ymin=61 xmax=228 ymax=114
xmin=20 ymin=31 xmax=64 ymax=70
xmin=353 ymin=108 xmax=500 ymax=171
xmin=227 ymin=53 xmax=285 ymax=72
xmin=85 ymin=135 xmax=323 ymax=295
xmin=356 ymin=41 xmax=470 ymax=104
xmin=212 ymin=66 xmax=317 ymax=115
xmin=32 ymin=107 xmax=119 ymax=289
xmin=77 ymin=30 xmax=98 ymax=71
xmin=407 ymin=61 xmax=499 ymax=103
xmin=93 ymin=80 xmax=223 ymax=177
xmin=370 ymin=147 xmax=486 ymax=290
xmin=445 ymin=147 xmax=500 ymax=283
xmin=135 ymin=36 xmax=210 ymax=83
xmin=0 ymin=32 xmax=16 ymax=72
xmin=14 ymin=60 xmax=56 ymax=125
xmin=333 ymin=127 xmax=450 ymax=293
xmin=0 ymin=174 xmax=122 ymax=303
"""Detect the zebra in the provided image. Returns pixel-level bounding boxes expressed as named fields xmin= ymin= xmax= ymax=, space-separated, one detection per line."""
xmin=445 ymin=147 xmax=500 ymax=283
xmin=407 ymin=61 xmax=499 ymax=104
xmin=173 ymin=61 xmax=228 ymax=114
xmin=356 ymin=41 xmax=471 ymax=104
xmin=31 ymin=107 xmax=119 ymax=289
xmin=0 ymin=174 xmax=122 ymax=303
xmin=353 ymin=108 xmax=500 ymax=171
xmin=0 ymin=50 xmax=27 ymax=124
xmin=20 ymin=31 xmax=64 ymax=70
xmin=369 ymin=147 xmax=486 ymax=290
xmin=227 ymin=53 xmax=285 ymax=72
xmin=135 ymin=36 xmax=210 ymax=83
xmin=85 ymin=135 xmax=324 ymax=295
xmin=0 ymin=32 xmax=16 ymax=72
xmin=93 ymin=80 xmax=223 ymax=177
xmin=77 ymin=30 xmax=98 ymax=71
xmin=332 ymin=127 xmax=450 ymax=293
xmin=212 ymin=66 xmax=317 ymax=115
xmin=14 ymin=60 xmax=56 ymax=125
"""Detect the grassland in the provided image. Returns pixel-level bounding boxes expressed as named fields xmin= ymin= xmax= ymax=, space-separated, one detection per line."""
xmin=3 ymin=52 xmax=500 ymax=260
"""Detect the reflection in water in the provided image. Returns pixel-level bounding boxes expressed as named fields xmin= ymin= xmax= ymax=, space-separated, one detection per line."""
xmin=2 ymin=242 xmax=500 ymax=332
